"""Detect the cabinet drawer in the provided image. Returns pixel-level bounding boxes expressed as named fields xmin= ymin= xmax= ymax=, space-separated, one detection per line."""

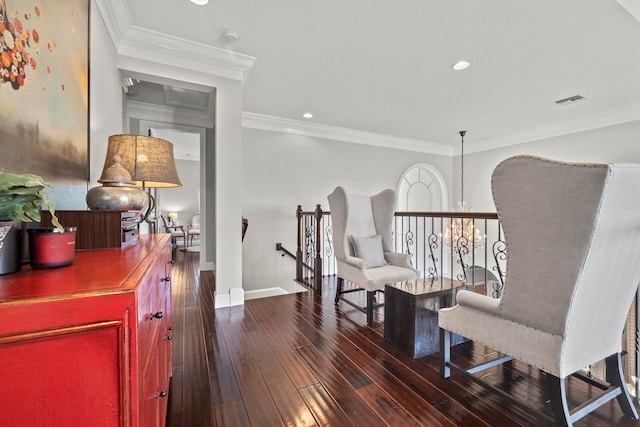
xmin=140 ymin=344 xmax=162 ymax=427
xmin=123 ymin=228 xmax=138 ymax=242
xmin=137 ymin=256 xmax=169 ymax=364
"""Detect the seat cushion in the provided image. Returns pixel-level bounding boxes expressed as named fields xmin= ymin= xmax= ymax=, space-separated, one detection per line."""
xmin=350 ymin=234 xmax=387 ymax=268
xmin=338 ymin=260 xmax=417 ymax=291
xmin=439 ymin=303 xmax=566 ymax=377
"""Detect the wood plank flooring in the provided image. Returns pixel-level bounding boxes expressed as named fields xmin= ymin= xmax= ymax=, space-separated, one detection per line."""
xmin=167 ymin=251 xmax=639 ymax=426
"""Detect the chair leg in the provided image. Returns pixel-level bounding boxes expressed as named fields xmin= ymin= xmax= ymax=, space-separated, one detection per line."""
xmin=335 ymin=277 xmax=343 ymax=304
xmin=366 ymin=291 xmax=374 ymax=325
xmin=547 ymin=375 xmax=572 ymax=427
xmin=440 ymin=328 xmax=451 ymax=378
xmin=606 ymin=353 xmax=639 ymax=420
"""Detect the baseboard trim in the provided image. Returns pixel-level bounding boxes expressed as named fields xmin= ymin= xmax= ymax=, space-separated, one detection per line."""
xmin=244 ymin=287 xmax=288 ymax=300
xmin=214 ymin=287 xmax=245 ymax=308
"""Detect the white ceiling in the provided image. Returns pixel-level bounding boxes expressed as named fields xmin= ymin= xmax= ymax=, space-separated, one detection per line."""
xmin=121 ymin=0 xmax=640 ymax=153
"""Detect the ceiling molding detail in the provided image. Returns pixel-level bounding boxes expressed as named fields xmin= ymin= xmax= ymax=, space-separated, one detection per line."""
xmin=126 ymin=101 xmax=214 ymax=129
xmin=466 ymin=106 xmax=640 ymax=154
xmin=242 ymin=113 xmax=454 ymax=156
xmin=95 ymin=0 xmax=256 ymax=82
xmin=617 ymin=0 xmax=640 ymax=22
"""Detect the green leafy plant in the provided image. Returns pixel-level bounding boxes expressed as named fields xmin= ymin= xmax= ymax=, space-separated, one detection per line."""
xmin=0 ymin=173 xmax=63 ymax=232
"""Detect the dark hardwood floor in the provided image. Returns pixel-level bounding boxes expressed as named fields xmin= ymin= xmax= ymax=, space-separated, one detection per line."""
xmin=167 ymin=250 xmax=639 ymax=426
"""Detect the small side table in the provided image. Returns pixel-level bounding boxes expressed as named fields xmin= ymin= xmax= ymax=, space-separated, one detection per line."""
xmin=384 ymin=277 xmax=470 ymax=358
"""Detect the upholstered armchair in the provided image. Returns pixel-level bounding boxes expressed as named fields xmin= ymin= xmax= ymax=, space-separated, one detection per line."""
xmin=188 ymin=214 xmax=200 ymax=246
xmin=439 ymin=155 xmax=640 ymax=426
xmin=160 ymin=215 xmax=187 ymax=248
xmin=328 ymin=186 xmax=418 ymax=324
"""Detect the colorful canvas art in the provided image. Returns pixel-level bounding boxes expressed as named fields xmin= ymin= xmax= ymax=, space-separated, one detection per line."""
xmin=0 ymin=0 xmax=88 ymax=207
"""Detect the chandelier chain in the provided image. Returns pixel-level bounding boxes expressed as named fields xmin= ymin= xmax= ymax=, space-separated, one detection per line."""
xmin=459 ymin=130 xmax=466 ymax=205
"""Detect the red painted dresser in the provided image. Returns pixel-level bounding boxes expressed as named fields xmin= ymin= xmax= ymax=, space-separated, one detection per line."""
xmin=0 ymin=234 xmax=173 ymax=427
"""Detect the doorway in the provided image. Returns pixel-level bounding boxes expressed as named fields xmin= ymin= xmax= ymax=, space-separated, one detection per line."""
xmin=122 ymin=74 xmax=214 ymax=269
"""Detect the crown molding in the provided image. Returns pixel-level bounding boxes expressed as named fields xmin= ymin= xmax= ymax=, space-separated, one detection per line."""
xmin=243 ymin=107 xmax=640 ymax=157
xmin=242 ymin=113 xmax=454 ymax=156
xmin=466 ymin=106 xmax=640 ymax=154
xmin=95 ymin=0 xmax=256 ymax=82
xmin=126 ymin=101 xmax=214 ymax=129
xmin=617 ymin=0 xmax=640 ymax=22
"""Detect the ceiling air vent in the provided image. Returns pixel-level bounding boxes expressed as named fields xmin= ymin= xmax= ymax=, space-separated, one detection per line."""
xmin=555 ymin=95 xmax=586 ymax=105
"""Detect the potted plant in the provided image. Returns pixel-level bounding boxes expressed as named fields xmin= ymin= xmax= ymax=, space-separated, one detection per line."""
xmin=0 ymin=173 xmax=74 ymax=273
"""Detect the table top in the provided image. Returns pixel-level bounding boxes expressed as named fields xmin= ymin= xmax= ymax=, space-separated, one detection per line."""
xmin=386 ymin=276 xmax=467 ymax=297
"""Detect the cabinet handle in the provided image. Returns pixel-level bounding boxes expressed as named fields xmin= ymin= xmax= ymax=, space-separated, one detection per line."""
xmin=168 ymin=260 xmax=174 ymax=264
xmin=161 ymin=277 xmax=171 ymax=282
xmin=166 ymin=335 xmax=173 ymax=341
xmin=168 ymin=326 xmax=173 ymax=331
xmin=150 ymin=311 xmax=163 ymax=319
xmin=156 ymin=390 xmax=167 ymax=398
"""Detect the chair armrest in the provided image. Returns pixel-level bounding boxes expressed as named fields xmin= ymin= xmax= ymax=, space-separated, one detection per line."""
xmin=455 ymin=290 xmax=501 ymax=315
xmin=384 ymin=251 xmax=415 ymax=269
xmin=342 ymin=255 xmax=366 ymax=269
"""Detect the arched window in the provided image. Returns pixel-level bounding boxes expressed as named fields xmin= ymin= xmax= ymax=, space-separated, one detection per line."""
xmin=395 ymin=164 xmax=448 ymax=278
xmin=397 ymin=163 xmax=447 ymax=211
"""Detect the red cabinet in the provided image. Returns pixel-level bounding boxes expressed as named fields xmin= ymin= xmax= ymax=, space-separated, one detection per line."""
xmin=0 ymin=234 xmax=172 ymax=427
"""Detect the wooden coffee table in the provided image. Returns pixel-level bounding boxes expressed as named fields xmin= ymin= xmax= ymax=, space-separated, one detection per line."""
xmin=384 ymin=277 xmax=470 ymax=358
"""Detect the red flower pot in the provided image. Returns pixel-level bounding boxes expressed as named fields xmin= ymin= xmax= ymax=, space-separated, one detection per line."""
xmin=28 ymin=227 xmax=77 ymax=269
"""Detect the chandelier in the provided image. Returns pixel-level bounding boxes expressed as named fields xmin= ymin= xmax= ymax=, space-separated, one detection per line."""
xmin=442 ymin=131 xmax=485 ymax=253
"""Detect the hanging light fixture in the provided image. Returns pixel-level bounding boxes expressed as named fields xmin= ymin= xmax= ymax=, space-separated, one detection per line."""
xmin=442 ymin=131 xmax=485 ymax=252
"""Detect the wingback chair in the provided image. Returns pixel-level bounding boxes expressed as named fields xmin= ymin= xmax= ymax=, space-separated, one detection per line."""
xmin=439 ymin=155 xmax=640 ymax=426
xmin=328 ymin=186 xmax=418 ymax=325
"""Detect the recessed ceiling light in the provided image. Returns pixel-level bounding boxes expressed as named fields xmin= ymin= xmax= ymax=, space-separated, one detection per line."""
xmin=190 ymin=0 xmax=208 ymax=5
xmin=452 ymin=60 xmax=470 ymax=71
xmin=303 ymin=112 xmax=313 ymax=119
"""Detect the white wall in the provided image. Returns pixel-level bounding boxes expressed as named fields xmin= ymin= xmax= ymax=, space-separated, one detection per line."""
xmin=241 ymin=128 xmax=453 ymax=294
xmin=460 ymin=120 xmax=640 ymax=212
xmin=89 ymin=1 xmax=123 ymax=190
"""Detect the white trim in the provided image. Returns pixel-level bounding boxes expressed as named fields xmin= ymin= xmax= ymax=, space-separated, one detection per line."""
xmin=215 ymin=287 xmax=245 ymax=308
xmin=126 ymin=101 xmax=214 ymax=129
xmin=465 ymin=107 xmax=640 ymax=154
xmin=96 ymin=0 xmax=256 ymax=83
xmin=215 ymin=293 xmax=230 ymax=308
xmin=617 ymin=0 xmax=640 ymax=22
xmin=242 ymin=112 xmax=454 ymax=156
xmin=95 ymin=0 xmax=132 ymax=47
xmin=244 ymin=287 xmax=289 ymax=300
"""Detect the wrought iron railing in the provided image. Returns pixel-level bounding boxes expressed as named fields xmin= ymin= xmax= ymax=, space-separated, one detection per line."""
xmin=295 ymin=205 xmax=505 ymax=299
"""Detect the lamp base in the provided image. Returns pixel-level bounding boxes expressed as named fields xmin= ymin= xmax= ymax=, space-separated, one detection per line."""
xmin=86 ymin=184 xmax=150 ymax=212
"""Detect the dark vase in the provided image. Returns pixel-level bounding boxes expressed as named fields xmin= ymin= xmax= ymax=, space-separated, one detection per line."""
xmin=0 ymin=220 xmax=22 ymax=275
xmin=28 ymin=227 xmax=77 ymax=269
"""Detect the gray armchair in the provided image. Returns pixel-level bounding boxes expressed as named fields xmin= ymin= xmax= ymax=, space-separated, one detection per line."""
xmin=160 ymin=214 xmax=187 ymax=249
xmin=439 ymin=155 xmax=640 ymax=426
xmin=328 ymin=186 xmax=418 ymax=325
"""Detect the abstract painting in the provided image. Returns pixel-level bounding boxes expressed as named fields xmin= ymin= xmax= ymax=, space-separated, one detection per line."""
xmin=0 ymin=0 xmax=89 ymax=207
